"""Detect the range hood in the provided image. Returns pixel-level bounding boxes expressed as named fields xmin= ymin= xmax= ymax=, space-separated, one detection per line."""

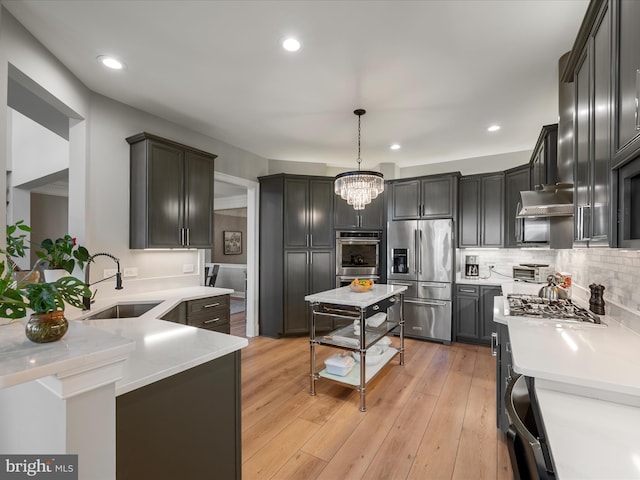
xmin=517 ymin=184 xmax=573 ymax=218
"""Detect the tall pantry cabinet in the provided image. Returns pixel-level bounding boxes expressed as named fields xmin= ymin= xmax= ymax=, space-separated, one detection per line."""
xmin=259 ymin=174 xmax=335 ymax=337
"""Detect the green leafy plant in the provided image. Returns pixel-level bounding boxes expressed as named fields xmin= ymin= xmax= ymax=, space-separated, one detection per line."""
xmin=23 ymin=276 xmax=91 ymax=314
xmin=0 ymin=223 xmax=92 ymax=320
xmin=36 ymin=235 xmax=90 ymax=274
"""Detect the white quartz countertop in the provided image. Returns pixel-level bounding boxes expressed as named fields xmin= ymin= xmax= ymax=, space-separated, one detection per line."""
xmin=1 ymin=286 xmax=248 ymax=396
xmin=305 ymin=284 xmax=407 ymax=308
xmin=535 ymin=386 xmax=640 ymax=479
xmin=494 ymin=295 xmax=640 ymax=404
xmin=0 ymin=318 xmax=135 ymax=389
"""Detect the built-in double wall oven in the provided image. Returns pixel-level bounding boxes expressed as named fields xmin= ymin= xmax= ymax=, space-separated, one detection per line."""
xmin=335 ymin=230 xmax=381 ymax=287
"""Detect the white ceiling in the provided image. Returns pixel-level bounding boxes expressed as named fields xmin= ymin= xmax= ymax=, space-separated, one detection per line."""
xmin=3 ymin=0 xmax=588 ymax=170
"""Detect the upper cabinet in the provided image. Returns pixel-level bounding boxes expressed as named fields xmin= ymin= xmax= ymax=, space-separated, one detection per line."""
xmin=504 ymin=165 xmax=531 ymax=248
xmin=127 ymin=133 xmax=216 ymax=249
xmin=613 ymin=0 xmax=640 ymax=162
xmin=334 ymin=193 xmax=384 ymax=230
xmin=576 ymin=2 xmax=611 ymax=246
xmin=563 ymin=0 xmax=612 ymax=247
xmin=529 ymin=124 xmax=558 ymax=188
xmin=284 ymin=177 xmax=334 ymax=248
xmin=388 ymin=174 xmax=458 ymax=221
xmin=458 ymin=173 xmax=504 ymax=248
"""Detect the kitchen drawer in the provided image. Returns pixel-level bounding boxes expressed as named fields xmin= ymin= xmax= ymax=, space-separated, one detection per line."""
xmin=188 ymin=295 xmax=230 ymax=316
xmin=456 ymin=284 xmax=479 ymax=296
xmin=188 ymin=307 xmax=230 ymax=330
xmin=200 ymin=322 xmax=231 ymax=334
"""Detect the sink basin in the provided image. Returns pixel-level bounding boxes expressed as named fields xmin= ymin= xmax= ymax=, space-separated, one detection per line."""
xmin=83 ymin=301 xmax=162 ymax=320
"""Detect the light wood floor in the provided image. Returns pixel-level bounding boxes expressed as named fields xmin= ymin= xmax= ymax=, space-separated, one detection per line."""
xmin=239 ymin=328 xmax=514 ymax=480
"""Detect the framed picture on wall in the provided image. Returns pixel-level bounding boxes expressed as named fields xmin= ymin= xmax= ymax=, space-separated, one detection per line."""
xmin=223 ymin=231 xmax=242 ymax=255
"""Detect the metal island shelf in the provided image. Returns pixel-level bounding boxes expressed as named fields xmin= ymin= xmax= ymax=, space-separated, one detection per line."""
xmin=305 ymin=284 xmax=407 ymax=412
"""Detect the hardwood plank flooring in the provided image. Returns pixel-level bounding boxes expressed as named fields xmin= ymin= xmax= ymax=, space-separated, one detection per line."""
xmin=241 ymin=335 xmax=513 ymax=480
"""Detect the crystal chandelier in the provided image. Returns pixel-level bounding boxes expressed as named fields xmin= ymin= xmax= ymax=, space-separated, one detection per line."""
xmin=334 ymin=109 xmax=384 ymax=210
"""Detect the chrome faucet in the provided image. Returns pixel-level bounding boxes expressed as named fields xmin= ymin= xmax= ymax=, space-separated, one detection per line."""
xmin=83 ymin=252 xmax=123 ymax=310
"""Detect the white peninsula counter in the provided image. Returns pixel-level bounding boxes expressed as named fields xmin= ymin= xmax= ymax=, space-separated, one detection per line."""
xmin=0 ymin=286 xmax=248 ymax=480
xmin=306 ymin=284 xmax=407 ymax=412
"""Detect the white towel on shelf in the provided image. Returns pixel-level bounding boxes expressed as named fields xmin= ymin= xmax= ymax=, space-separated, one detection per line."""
xmin=367 ymin=312 xmax=387 ymax=327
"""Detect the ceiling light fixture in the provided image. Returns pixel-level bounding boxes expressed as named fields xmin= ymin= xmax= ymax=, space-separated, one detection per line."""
xmin=334 ymin=109 xmax=384 ymax=211
xmin=487 ymin=125 xmax=501 ymax=132
xmin=390 ymin=143 xmax=401 ymax=151
xmin=97 ymin=55 xmax=125 ymax=70
xmin=282 ymin=37 xmax=301 ymax=52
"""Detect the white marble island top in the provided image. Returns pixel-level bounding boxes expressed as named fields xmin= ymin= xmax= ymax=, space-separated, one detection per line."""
xmin=1 ymin=286 xmax=248 ymax=396
xmin=305 ymin=284 xmax=407 ymax=308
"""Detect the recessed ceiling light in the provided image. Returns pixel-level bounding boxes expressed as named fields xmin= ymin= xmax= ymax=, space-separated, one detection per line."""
xmin=282 ymin=37 xmax=301 ymax=52
xmin=390 ymin=143 xmax=401 ymax=151
xmin=97 ymin=55 xmax=125 ymax=70
xmin=487 ymin=125 xmax=501 ymax=132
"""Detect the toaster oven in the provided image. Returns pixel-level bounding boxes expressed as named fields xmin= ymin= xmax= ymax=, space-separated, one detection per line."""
xmin=512 ymin=264 xmax=555 ymax=283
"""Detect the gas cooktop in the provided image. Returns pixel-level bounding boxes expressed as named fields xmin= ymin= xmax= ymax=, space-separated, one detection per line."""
xmin=504 ymin=294 xmax=603 ymax=325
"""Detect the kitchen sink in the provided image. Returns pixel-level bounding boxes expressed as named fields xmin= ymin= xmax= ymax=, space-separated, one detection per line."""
xmin=83 ymin=301 xmax=162 ymax=320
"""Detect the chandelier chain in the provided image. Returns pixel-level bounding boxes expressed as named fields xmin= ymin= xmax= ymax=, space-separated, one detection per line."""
xmin=357 ymin=113 xmax=362 ymax=170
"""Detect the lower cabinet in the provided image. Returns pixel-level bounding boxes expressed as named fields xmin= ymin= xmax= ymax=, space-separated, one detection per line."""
xmin=495 ymin=322 xmax=513 ymax=433
xmin=284 ymin=250 xmax=334 ymax=335
xmin=454 ymin=284 xmax=502 ymax=345
xmin=161 ymin=294 xmax=230 ymax=334
xmin=117 ymin=351 xmax=241 ymax=479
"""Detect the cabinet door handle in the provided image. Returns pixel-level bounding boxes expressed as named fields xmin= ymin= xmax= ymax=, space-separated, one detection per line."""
xmin=459 ymin=288 xmax=476 ymax=293
xmin=186 ymin=228 xmax=190 ymax=246
xmin=306 ymin=234 xmax=309 ymax=247
xmin=506 ymin=342 xmax=511 ymax=353
xmin=636 ymin=69 xmax=640 ymax=131
xmin=203 ymin=302 xmax=221 ymax=308
xmin=203 ymin=317 xmax=221 ymax=324
xmin=490 ymin=332 xmax=497 ymax=357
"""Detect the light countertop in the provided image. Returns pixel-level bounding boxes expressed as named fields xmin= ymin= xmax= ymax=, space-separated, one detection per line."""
xmin=305 ymin=284 xmax=408 ymax=308
xmin=1 ymin=287 xmax=248 ymax=396
xmin=494 ymin=295 xmax=640 ymax=404
xmin=535 ymin=386 xmax=640 ymax=479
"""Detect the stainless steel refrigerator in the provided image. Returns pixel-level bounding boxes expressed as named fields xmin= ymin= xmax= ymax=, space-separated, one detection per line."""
xmin=387 ymin=218 xmax=453 ymax=343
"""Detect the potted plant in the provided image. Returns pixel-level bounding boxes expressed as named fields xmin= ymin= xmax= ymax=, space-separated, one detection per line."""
xmin=36 ymin=235 xmax=90 ymax=282
xmin=23 ymin=276 xmax=91 ymax=343
xmin=1 ymin=223 xmax=92 ymax=343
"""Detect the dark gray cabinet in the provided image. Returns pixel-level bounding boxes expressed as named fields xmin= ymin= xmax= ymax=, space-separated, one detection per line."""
xmin=389 ymin=174 xmax=458 ymax=220
xmin=259 ymin=174 xmax=335 ymax=337
xmin=160 ymin=294 xmax=231 ymax=334
xmin=504 ymin=165 xmax=531 ymax=247
xmin=458 ymin=173 xmax=504 ymax=247
xmin=127 ymin=133 xmax=216 ymax=249
xmin=334 ymin=193 xmax=384 ymax=230
xmin=614 ymin=0 xmax=640 ymax=160
xmin=454 ymin=284 xmax=501 ymax=345
xmin=529 ymin=124 xmax=558 ymax=188
xmin=573 ymin=1 xmax=611 ymax=247
xmin=117 ymin=351 xmax=241 ymax=479
xmin=495 ymin=321 xmax=512 ymax=433
xmin=284 ymin=177 xmax=334 ymax=248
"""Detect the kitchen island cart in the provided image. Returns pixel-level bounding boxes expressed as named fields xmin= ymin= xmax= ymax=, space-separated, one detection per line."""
xmin=305 ymin=284 xmax=407 ymax=411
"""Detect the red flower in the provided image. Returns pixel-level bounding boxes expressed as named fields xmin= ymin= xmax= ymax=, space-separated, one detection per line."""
xmin=72 ymin=237 xmax=77 ymax=245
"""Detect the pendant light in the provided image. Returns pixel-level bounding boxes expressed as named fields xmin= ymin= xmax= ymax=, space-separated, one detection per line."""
xmin=334 ymin=109 xmax=384 ymax=210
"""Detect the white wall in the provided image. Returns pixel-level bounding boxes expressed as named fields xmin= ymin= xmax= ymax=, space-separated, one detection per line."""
xmin=9 ymin=108 xmax=69 ymax=186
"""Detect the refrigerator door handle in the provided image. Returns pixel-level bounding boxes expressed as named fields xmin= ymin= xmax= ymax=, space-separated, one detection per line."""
xmin=420 ymin=282 xmax=447 ymax=288
xmin=405 ymin=299 xmax=448 ymax=307
xmin=414 ymin=229 xmax=419 ymax=274
xmin=418 ymin=229 xmax=423 ymax=275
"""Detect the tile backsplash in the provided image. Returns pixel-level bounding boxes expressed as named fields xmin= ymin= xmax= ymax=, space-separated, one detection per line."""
xmin=458 ymin=247 xmax=640 ymax=331
xmin=457 ymin=248 xmax=557 ymax=281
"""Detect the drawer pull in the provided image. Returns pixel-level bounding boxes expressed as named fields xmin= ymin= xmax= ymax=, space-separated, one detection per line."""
xmin=203 ymin=318 xmax=221 ymax=324
xmin=203 ymin=303 xmax=221 ymax=309
xmin=459 ymin=288 xmax=475 ymax=293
